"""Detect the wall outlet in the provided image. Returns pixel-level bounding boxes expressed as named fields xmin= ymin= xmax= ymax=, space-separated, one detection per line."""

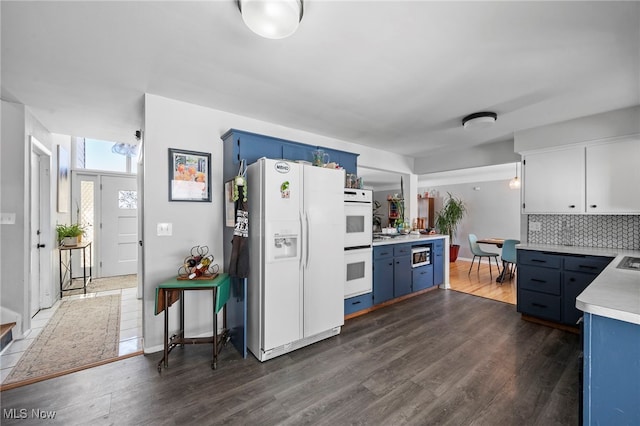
xmin=157 ymin=223 xmax=172 ymax=236
xmin=530 ymin=221 xmax=542 ymax=232
xmin=0 ymin=213 xmax=16 ymax=225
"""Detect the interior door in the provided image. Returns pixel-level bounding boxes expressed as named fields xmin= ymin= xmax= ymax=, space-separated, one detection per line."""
xmin=30 ymin=151 xmax=41 ymax=317
xmin=101 ymin=175 xmax=138 ymax=276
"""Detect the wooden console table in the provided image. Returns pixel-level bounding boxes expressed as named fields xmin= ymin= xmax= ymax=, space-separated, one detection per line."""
xmin=154 ymin=273 xmax=231 ymax=371
xmin=58 ymin=241 xmax=92 ymax=298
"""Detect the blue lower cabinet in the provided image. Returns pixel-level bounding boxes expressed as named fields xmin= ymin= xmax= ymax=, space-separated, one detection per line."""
xmin=412 ymin=264 xmax=434 ymax=291
xmin=394 ymin=256 xmax=412 ymax=297
xmin=433 ymin=239 xmax=444 ymax=286
xmin=583 ymin=313 xmax=640 ymax=425
xmin=344 ymin=293 xmax=373 ymax=315
xmin=373 ymin=257 xmax=394 ymax=305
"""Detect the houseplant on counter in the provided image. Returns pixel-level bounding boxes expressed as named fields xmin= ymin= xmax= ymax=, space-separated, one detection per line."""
xmin=435 ymin=192 xmax=466 ymax=262
xmin=56 ymin=223 xmax=86 ymax=247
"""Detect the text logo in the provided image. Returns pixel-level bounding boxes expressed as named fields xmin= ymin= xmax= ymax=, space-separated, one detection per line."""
xmin=274 ymin=162 xmax=290 ymax=174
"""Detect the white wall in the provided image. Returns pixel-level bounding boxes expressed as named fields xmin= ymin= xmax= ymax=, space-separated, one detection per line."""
xmin=1 ymin=101 xmax=55 ymax=336
xmin=423 ymin=179 xmax=521 ymax=261
xmin=514 ymin=105 xmax=640 ymax=152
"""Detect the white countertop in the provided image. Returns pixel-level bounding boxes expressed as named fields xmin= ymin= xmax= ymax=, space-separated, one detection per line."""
xmin=372 ymin=234 xmax=448 ymax=246
xmin=517 ymin=243 xmax=640 ymax=325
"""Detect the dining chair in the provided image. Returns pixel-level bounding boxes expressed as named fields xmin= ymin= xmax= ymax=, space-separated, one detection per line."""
xmin=500 ymin=239 xmax=520 ymax=280
xmin=468 ymin=234 xmax=501 ymax=278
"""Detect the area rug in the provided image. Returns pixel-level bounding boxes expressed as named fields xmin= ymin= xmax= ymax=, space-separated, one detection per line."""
xmin=3 ymin=295 xmax=121 ymax=385
xmin=65 ymin=274 xmax=136 ymax=296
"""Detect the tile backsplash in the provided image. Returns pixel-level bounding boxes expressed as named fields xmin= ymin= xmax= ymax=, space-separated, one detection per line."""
xmin=527 ymin=214 xmax=640 ymax=249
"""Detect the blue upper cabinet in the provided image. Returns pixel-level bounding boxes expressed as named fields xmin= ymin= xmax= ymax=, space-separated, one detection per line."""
xmin=222 ymin=129 xmax=359 ymax=177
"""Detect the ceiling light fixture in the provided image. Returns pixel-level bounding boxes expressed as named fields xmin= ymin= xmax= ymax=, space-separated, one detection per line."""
xmin=238 ymin=0 xmax=303 ymax=39
xmin=462 ymin=112 xmax=497 ymax=129
xmin=509 ymin=163 xmax=521 ymax=190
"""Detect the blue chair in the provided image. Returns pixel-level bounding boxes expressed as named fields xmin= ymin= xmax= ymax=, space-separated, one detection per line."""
xmin=468 ymin=234 xmax=501 ymax=278
xmin=500 ymin=239 xmax=520 ymax=280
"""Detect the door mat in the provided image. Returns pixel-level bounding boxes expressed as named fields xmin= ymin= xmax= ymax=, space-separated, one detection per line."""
xmin=3 ymin=295 xmax=121 ymax=386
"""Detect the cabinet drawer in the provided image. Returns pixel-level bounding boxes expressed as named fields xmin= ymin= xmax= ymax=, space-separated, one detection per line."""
xmin=373 ymin=246 xmax=394 ymax=260
xmin=517 ymin=289 xmax=561 ymax=322
xmin=412 ymin=264 xmax=434 ymax=292
xmin=393 ymin=244 xmax=411 ymax=257
xmin=344 ymin=293 xmax=373 ymax=315
xmin=563 ymin=256 xmax=612 ymax=274
xmin=518 ymin=250 xmax=562 ymax=269
xmin=518 ymin=267 xmax=561 ymax=295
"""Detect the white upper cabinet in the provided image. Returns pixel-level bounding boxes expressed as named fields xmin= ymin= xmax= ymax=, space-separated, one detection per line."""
xmin=586 ymin=138 xmax=640 ymax=213
xmin=522 ymin=136 xmax=640 ymax=214
xmin=522 ymin=147 xmax=585 ymax=214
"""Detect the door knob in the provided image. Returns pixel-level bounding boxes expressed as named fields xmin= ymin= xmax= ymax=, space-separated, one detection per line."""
xmin=36 ymin=243 xmax=46 ymax=248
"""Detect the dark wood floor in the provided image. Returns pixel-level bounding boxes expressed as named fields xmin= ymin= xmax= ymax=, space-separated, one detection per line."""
xmin=1 ymin=289 xmax=580 ymax=425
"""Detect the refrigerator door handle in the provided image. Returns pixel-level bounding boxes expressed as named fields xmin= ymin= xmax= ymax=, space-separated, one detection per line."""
xmin=304 ymin=211 xmax=310 ymax=269
xmin=299 ymin=211 xmax=304 ymax=269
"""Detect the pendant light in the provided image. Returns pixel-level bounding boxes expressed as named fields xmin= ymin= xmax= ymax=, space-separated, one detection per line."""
xmin=238 ymin=0 xmax=304 ymax=39
xmin=509 ymin=163 xmax=521 ymax=189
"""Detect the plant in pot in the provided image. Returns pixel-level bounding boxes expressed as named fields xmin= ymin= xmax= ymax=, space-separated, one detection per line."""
xmin=372 ymin=200 xmax=383 ymax=232
xmin=56 ymin=223 xmax=86 ymax=247
xmin=435 ymin=192 xmax=466 ymax=262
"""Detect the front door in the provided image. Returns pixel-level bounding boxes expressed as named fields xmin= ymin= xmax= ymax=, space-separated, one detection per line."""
xmin=30 ymin=151 xmax=42 ymax=317
xmin=100 ymin=175 xmax=137 ymax=276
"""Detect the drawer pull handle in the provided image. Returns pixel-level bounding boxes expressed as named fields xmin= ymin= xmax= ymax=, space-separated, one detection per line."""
xmin=590 ymin=204 xmax=597 ymax=208
xmin=569 ymin=205 xmax=576 ymax=208
xmin=352 ymin=301 xmax=361 ymax=305
xmin=532 ymin=302 xmax=547 ymax=308
xmin=579 ymin=265 xmax=598 ymax=270
xmin=531 ymin=279 xmax=546 ymax=283
xmin=531 ymin=259 xmax=546 ymax=263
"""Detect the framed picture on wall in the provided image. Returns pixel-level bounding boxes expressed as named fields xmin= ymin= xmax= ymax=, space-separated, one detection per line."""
xmin=168 ymin=148 xmax=211 ymax=202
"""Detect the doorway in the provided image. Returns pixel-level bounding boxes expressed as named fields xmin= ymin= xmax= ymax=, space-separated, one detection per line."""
xmin=29 ymin=137 xmax=53 ymax=318
xmin=72 ymin=172 xmax=138 ymax=279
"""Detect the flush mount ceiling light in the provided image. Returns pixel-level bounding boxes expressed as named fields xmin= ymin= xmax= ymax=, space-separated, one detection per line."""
xmin=462 ymin=112 xmax=497 ymax=129
xmin=238 ymin=0 xmax=304 ymax=39
xmin=509 ymin=163 xmax=521 ymax=190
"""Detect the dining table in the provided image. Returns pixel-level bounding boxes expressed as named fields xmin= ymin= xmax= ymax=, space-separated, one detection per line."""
xmin=476 ymin=238 xmax=509 ymax=283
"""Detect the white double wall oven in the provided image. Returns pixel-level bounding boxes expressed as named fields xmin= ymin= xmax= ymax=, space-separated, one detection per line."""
xmin=344 ymin=189 xmax=373 ymax=299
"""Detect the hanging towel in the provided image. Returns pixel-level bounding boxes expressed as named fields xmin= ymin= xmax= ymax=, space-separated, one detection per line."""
xmin=229 ymin=184 xmax=249 ymax=278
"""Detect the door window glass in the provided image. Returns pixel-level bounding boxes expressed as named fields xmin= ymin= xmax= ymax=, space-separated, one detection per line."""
xmin=118 ymin=190 xmax=137 ymax=209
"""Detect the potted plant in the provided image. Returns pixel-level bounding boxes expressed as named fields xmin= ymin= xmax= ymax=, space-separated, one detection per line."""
xmin=372 ymin=200 xmax=383 ymax=232
xmin=56 ymin=223 xmax=86 ymax=246
xmin=435 ymin=192 xmax=466 ymax=262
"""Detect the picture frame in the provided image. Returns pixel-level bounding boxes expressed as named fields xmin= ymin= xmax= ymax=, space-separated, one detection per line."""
xmin=168 ymin=148 xmax=211 ymax=202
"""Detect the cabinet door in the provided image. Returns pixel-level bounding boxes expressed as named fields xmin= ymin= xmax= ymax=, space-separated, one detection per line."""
xmin=563 ymin=271 xmax=596 ymax=325
xmin=412 ymin=264 xmax=434 ymax=291
xmin=282 ymin=143 xmax=313 ymax=163
xmin=393 ymin=256 xmax=412 ymax=297
xmin=586 ymin=138 xmax=640 ymax=214
xmin=237 ymin=133 xmax=283 ymax=164
xmin=523 ymin=148 xmax=585 ymax=213
xmin=433 ymin=239 xmax=444 ymax=285
xmin=373 ymin=257 xmax=394 ymax=305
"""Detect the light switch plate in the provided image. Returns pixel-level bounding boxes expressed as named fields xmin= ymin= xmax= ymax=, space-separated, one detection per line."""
xmin=157 ymin=223 xmax=172 ymax=236
xmin=0 ymin=213 xmax=16 ymax=225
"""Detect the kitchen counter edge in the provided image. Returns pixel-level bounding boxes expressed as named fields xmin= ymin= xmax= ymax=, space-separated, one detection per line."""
xmin=373 ymin=234 xmax=448 ymax=246
xmin=517 ymin=243 xmax=640 ymax=325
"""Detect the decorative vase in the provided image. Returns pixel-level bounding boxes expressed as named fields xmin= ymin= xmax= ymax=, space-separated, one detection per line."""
xmin=450 ymin=245 xmax=460 ymax=262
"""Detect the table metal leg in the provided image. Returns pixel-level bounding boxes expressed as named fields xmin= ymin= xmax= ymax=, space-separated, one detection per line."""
xmin=163 ymin=289 xmax=169 ymax=368
xmin=82 ymin=246 xmax=87 ymax=295
xmin=212 ymin=288 xmax=217 ymax=370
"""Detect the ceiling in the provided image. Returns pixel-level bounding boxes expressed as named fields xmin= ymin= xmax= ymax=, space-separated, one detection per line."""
xmin=2 ymin=1 xmax=639 ymax=161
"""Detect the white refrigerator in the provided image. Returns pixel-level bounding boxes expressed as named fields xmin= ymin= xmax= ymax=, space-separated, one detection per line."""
xmin=247 ymin=158 xmax=345 ymax=362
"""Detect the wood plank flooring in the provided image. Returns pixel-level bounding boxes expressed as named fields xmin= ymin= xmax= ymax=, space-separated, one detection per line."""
xmin=449 ymin=259 xmax=517 ymax=305
xmin=0 ymin=289 xmax=579 ymax=425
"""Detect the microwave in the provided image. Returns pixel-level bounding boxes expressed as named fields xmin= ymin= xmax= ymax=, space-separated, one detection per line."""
xmin=411 ymin=246 xmax=431 ymax=268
